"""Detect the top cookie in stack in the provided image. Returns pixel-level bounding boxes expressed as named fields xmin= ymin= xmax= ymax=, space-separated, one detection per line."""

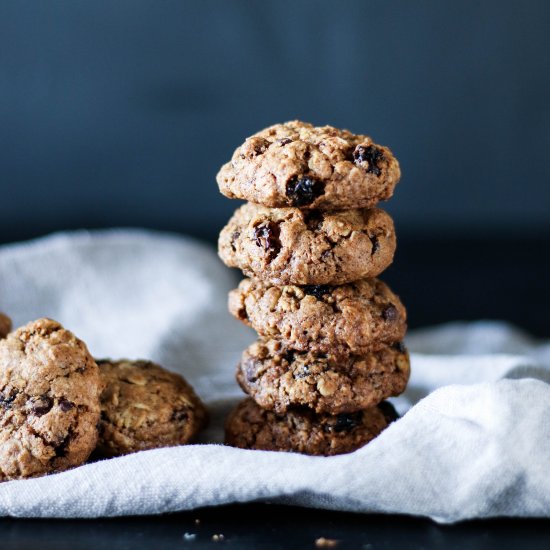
xmin=218 ymin=121 xmax=409 ymax=456
xmin=217 ymin=120 xmax=400 ymax=211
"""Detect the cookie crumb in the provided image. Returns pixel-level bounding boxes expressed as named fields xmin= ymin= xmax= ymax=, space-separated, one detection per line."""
xmin=315 ymin=537 xmax=338 ymax=548
xmin=183 ymin=532 xmax=196 ymax=541
xmin=212 ymin=534 xmax=225 ymax=542
xmin=194 ymin=518 xmax=201 ymax=524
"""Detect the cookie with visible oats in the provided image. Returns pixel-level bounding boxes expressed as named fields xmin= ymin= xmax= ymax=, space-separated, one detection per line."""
xmin=217 ymin=120 xmax=400 ymax=210
xmin=218 ymin=203 xmax=396 ymax=286
xmin=0 ymin=318 xmax=101 ymax=481
xmin=96 ymin=359 xmax=208 ymax=457
xmin=225 ymin=398 xmax=399 ymax=456
xmin=229 ymin=277 xmax=406 ymax=355
xmin=236 ymin=339 xmax=410 ymax=415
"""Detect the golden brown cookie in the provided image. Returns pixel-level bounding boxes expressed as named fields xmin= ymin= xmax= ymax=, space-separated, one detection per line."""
xmin=237 ymin=339 xmax=410 ymax=415
xmin=0 ymin=313 xmax=11 ymax=339
xmin=217 ymin=121 xmax=400 ymax=210
xmin=218 ymin=203 xmax=396 ymax=285
xmin=96 ymin=359 xmax=208 ymax=457
xmin=225 ymin=398 xmax=398 ymax=456
xmin=229 ymin=277 xmax=406 ymax=355
xmin=0 ymin=319 xmax=101 ymax=481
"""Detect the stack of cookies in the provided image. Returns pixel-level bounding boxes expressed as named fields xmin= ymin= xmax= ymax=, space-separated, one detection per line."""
xmin=217 ymin=121 xmax=410 ymax=456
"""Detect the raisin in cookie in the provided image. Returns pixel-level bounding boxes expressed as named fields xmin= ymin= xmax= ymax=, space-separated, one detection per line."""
xmin=0 ymin=313 xmax=11 ymax=339
xmin=96 ymin=359 xmax=208 ymax=457
xmin=229 ymin=277 xmax=406 ymax=355
xmin=0 ymin=319 xmax=101 ymax=481
xmin=219 ymin=203 xmax=395 ymax=285
xmin=217 ymin=121 xmax=401 ymax=210
xmin=225 ymin=398 xmax=398 ymax=456
xmin=237 ymin=339 xmax=410 ymax=415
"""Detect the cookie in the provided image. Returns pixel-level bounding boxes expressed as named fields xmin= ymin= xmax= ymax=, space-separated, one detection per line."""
xmin=225 ymin=397 xmax=398 ymax=456
xmin=237 ymin=339 xmax=410 ymax=415
xmin=0 ymin=319 xmax=101 ymax=481
xmin=229 ymin=277 xmax=407 ymax=355
xmin=218 ymin=203 xmax=395 ymax=285
xmin=0 ymin=313 xmax=11 ymax=339
xmin=96 ymin=359 xmax=208 ymax=457
xmin=217 ymin=121 xmax=401 ymax=210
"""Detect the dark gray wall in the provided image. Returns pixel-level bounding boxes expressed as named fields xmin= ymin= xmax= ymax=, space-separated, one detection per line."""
xmin=1 ymin=0 xmax=549 ymax=243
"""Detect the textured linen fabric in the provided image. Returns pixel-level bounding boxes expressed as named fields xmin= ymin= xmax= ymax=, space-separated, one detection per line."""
xmin=0 ymin=230 xmax=548 ymax=522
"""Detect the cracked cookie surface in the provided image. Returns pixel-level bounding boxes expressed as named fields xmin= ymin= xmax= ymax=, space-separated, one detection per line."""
xmin=225 ymin=397 xmax=398 ymax=456
xmin=219 ymin=203 xmax=396 ymax=285
xmin=237 ymin=339 xmax=410 ymax=415
xmin=0 ymin=313 xmax=11 ymax=339
xmin=229 ymin=277 xmax=407 ymax=355
xmin=217 ymin=121 xmax=401 ymax=210
xmin=96 ymin=359 xmax=208 ymax=457
xmin=0 ymin=318 xmax=101 ymax=481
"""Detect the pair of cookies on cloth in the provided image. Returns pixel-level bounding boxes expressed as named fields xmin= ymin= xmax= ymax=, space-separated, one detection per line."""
xmin=0 ymin=315 xmax=207 ymax=481
xmin=218 ymin=121 xmax=410 ymax=456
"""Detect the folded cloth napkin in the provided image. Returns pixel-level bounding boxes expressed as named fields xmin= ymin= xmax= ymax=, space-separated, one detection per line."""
xmin=0 ymin=230 xmax=548 ymax=522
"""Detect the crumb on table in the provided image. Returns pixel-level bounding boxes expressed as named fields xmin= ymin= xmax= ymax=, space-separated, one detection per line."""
xmin=315 ymin=537 xmax=339 ymax=548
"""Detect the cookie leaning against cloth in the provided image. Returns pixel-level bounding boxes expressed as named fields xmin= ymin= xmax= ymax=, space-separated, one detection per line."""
xmin=0 ymin=319 xmax=101 ymax=481
xmin=217 ymin=120 xmax=401 ymax=210
xmin=237 ymin=339 xmax=410 ymax=415
xmin=95 ymin=359 xmax=208 ymax=457
xmin=225 ymin=398 xmax=399 ymax=456
xmin=218 ymin=202 xmax=396 ymax=285
xmin=229 ymin=277 xmax=407 ymax=355
xmin=0 ymin=313 xmax=11 ymax=339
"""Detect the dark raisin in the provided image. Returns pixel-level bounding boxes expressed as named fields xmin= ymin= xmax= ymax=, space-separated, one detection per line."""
xmin=331 ymin=412 xmax=363 ymax=433
xmin=171 ymin=409 xmax=189 ymax=422
xmin=302 ymin=210 xmax=324 ymax=231
xmin=59 ymin=398 xmax=75 ymax=412
xmin=303 ymin=285 xmax=331 ymax=300
xmin=278 ymin=138 xmax=292 ymax=146
xmin=282 ymin=350 xmax=295 ymax=364
xmin=382 ymin=305 xmax=398 ymax=321
xmin=0 ymin=392 xmax=15 ymax=409
xmin=392 ymin=341 xmax=406 ymax=353
xmin=55 ymin=432 xmax=73 ymax=457
xmin=378 ymin=401 xmax=399 ymax=423
xmin=285 ymin=176 xmax=325 ymax=206
xmin=370 ymin=235 xmax=380 ymax=254
xmin=253 ymin=222 xmax=281 ymax=260
xmin=353 ymin=145 xmax=384 ymax=176
xmin=230 ymin=231 xmax=240 ymax=252
xmin=30 ymin=396 xmax=53 ymax=417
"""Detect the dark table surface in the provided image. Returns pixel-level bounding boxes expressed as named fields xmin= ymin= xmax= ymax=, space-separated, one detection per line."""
xmin=1 ymin=235 xmax=549 ymax=549
xmin=2 ymin=504 xmax=550 ymax=550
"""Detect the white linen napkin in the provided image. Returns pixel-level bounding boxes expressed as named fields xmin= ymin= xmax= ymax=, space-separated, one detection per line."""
xmin=0 ymin=230 xmax=548 ymax=522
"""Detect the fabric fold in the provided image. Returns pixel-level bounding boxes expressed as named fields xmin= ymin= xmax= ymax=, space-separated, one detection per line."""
xmin=0 ymin=230 xmax=548 ymax=522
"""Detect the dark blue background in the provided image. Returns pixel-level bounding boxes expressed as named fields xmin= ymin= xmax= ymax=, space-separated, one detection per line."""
xmin=1 ymin=0 xmax=549 ymax=243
